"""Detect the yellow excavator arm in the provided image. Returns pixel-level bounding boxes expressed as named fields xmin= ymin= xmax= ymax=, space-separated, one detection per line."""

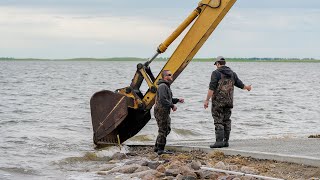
xmin=90 ymin=0 xmax=237 ymax=145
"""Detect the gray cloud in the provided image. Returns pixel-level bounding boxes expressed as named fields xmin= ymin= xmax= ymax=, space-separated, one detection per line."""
xmin=1 ymin=0 xmax=319 ymax=59
xmin=1 ymin=0 xmax=320 ymax=9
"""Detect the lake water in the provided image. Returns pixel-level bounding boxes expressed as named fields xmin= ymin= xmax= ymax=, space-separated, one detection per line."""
xmin=0 ymin=61 xmax=319 ymax=179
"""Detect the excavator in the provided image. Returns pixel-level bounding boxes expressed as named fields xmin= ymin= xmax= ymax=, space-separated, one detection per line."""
xmin=90 ymin=0 xmax=237 ymax=145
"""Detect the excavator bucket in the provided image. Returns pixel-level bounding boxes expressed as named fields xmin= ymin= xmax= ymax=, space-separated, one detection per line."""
xmin=90 ymin=90 xmax=151 ymax=145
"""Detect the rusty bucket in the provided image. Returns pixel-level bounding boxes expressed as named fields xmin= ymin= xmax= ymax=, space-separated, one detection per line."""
xmin=90 ymin=90 xmax=151 ymax=145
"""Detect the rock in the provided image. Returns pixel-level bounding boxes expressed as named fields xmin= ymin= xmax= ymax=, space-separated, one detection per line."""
xmin=140 ymin=161 xmax=149 ymax=166
xmin=232 ymin=178 xmax=241 ymax=180
xmin=240 ymin=166 xmax=258 ymax=174
xmin=125 ymin=159 xmax=148 ymax=166
xmin=176 ymin=174 xmax=183 ymax=180
xmin=126 ymin=152 xmax=138 ymax=156
xmin=179 ymin=165 xmax=197 ymax=178
xmin=134 ymin=166 xmax=150 ymax=173
xmin=165 ymin=169 xmax=180 ymax=177
xmin=167 ymin=160 xmax=183 ymax=169
xmin=190 ymin=160 xmax=201 ymax=170
xmin=228 ymin=165 xmax=239 ymax=171
xmin=163 ymin=176 xmax=175 ymax=180
xmin=108 ymin=160 xmax=120 ymax=164
xmin=96 ymin=164 xmax=117 ymax=171
xmin=124 ymin=160 xmax=137 ymax=165
xmin=225 ymin=175 xmax=238 ymax=180
xmin=156 ymin=164 xmax=166 ymax=173
xmin=218 ymin=176 xmax=228 ymax=180
xmin=215 ymin=161 xmax=227 ymax=170
xmin=141 ymin=174 xmax=156 ymax=180
xmin=108 ymin=164 xmax=140 ymax=174
xmin=200 ymin=160 xmax=207 ymax=165
xmin=96 ymin=171 xmax=107 ymax=175
xmin=176 ymin=174 xmax=198 ymax=180
xmin=130 ymin=169 xmax=164 ymax=179
xmin=181 ymin=176 xmax=197 ymax=180
xmin=241 ymin=176 xmax=256 ymax=180
xmin=202 ymin=170 xmax=219 ymax=179
xmin=147 ymin=161 xmax=161 ymax=169
xmin=194 ymin=170 xmax=204 ymax=179
xmin=111 ymin=152 xmax=127 ymax=160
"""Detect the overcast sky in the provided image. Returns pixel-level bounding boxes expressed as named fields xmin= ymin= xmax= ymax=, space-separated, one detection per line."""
xmin=1 ymin=0 xmax=320 ymax=59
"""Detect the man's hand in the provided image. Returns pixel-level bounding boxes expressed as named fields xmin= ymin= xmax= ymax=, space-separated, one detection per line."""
xmin=205 ymin=90 xmax=213 ymax=109
xmin=244 ymin=85 xmax=252 ymax=91
xmin=179 ymin=98 xmax=184 ymax=103
xmin=204 ymin=100 xmax=209 ymax=109
xmin=172 ymin=105 xmax=177 ymax=112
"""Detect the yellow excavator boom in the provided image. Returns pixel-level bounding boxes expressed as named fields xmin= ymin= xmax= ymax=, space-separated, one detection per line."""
xmin=90 ymin=0 xmax=237 ymax=145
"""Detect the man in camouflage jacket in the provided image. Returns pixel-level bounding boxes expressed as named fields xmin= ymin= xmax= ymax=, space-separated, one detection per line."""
xmin=154 ymin=70 xmax=184 ymax=155
xmin=204 ymin=56 xmax=252 ymax=148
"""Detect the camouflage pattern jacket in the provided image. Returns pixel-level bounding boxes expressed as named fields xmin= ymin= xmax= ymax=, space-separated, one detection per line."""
xmin=209 ymin=66 xmax=245 ymax=97
xmin=155 ymin=79 xmax=179 ymax=111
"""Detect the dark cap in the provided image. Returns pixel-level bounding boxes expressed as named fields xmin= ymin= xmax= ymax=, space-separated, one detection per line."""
xmin=214 ymin=56 xmax=225 ymax=65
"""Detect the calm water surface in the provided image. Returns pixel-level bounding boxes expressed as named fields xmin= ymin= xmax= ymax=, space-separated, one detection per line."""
xmin=0 ymin=61 xmax=319 ymax=179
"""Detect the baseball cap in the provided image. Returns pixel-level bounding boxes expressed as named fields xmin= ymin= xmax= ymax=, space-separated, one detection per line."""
xmin=214 ymin=56 xmax=226 ymax=65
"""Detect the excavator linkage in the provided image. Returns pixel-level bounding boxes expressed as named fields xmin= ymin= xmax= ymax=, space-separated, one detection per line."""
xmin=90 ymin=90 xmax=151 ymax=145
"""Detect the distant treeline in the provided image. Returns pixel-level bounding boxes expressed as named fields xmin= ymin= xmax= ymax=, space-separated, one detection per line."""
xmin=192 ymin=57 xmax=320 ymax=62
xmin=0 ymin=57 xmax=147 ymax=61
xmin=1 ymin=57 xmax=319 ymax=62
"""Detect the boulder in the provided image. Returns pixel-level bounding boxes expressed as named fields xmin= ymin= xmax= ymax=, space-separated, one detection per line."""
xmin=215 ymin=161 xmax=227 ymax=170
xmin=147 ymin=161 xmax=161 ymax=169
xmin=130 ymin=169 xmax=164 ymax=179
xmin=108 ymin=164 xmax=140 ymax=174
xmin=134 ymin=166 xmax=150 ymax=173
xmin=111 ymin=152 xmax=127 ymax=160
xmin=190 ymin=160 xmax=201 ymax=170
xmin=156 ymin=164 xmax=166 ymax=173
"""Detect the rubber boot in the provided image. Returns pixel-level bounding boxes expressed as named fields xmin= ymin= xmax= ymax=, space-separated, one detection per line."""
xmin=224 ymin=130 xmax=230 ymax=147
xmin=157 ymin=144 xmax=173 ymax=155
xmin=210 ymin=129 xmax=225 ymax=148
xmin=154 ymin=143 xmax=158 ymax=152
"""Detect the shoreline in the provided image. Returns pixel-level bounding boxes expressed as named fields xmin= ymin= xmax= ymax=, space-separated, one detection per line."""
xmin=94 ymin=145 xmax=320 ymax=179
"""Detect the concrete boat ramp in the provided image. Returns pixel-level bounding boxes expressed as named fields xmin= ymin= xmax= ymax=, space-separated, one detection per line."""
xmin=127 ymin=138 xmax=320 ymax=167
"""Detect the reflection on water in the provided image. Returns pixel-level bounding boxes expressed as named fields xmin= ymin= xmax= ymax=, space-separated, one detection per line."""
xmin=0 ymin=61 xmax=319 ymax=179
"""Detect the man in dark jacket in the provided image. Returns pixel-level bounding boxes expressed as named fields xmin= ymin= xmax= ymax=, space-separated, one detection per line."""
xmin=204 ymin=56 xmax=251 ymax=148
xmin=154 ymin=70 xmax=184 ymax=155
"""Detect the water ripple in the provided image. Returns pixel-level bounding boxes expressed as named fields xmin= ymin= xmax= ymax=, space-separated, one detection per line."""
xmin=0 ymin=61 xmax=319 ymax=179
